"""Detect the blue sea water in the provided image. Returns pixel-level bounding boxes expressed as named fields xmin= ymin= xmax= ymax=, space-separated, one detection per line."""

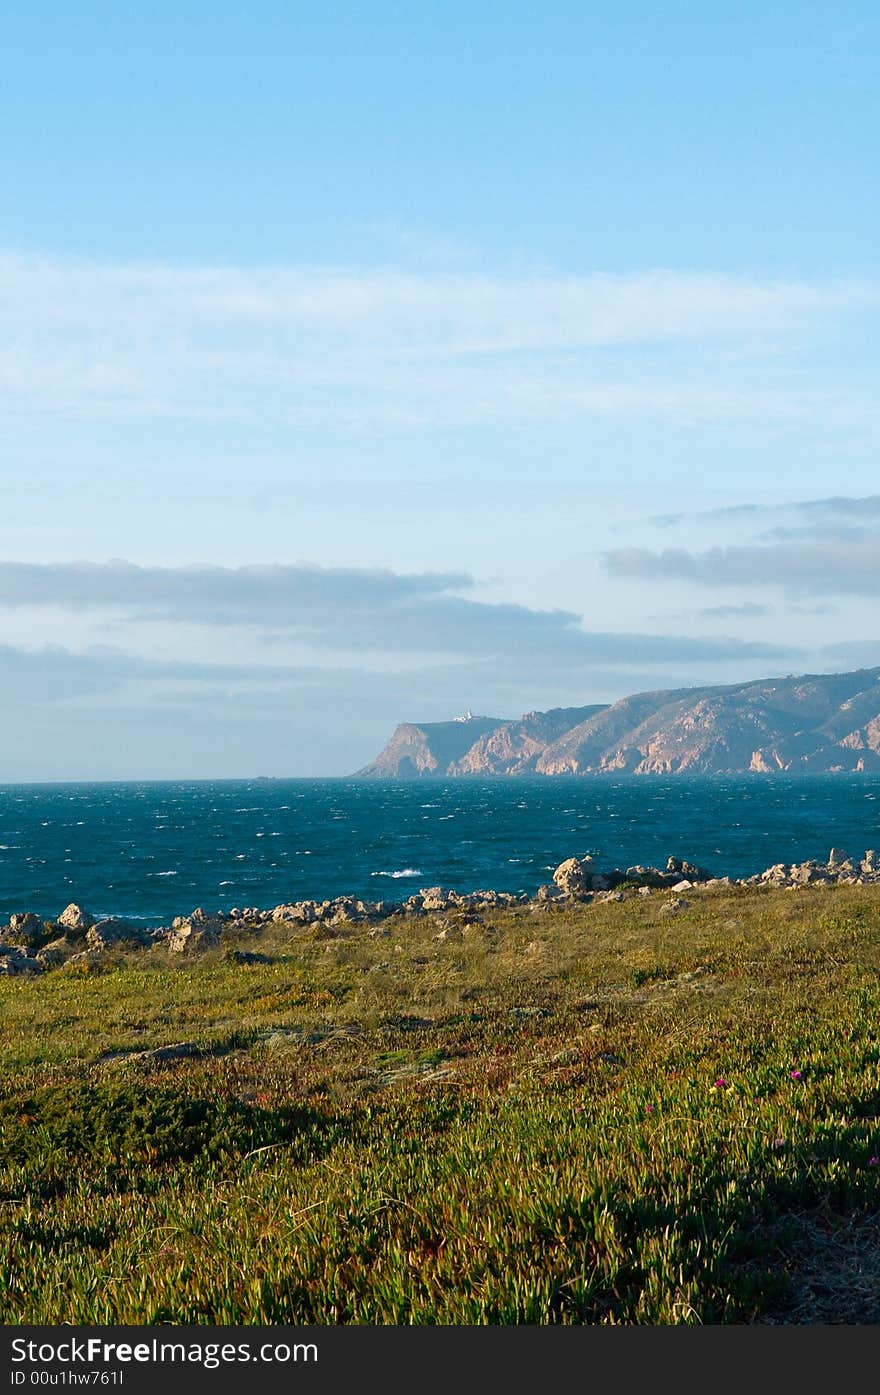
xmin=0 ymin=775 xmax=878 ymax=926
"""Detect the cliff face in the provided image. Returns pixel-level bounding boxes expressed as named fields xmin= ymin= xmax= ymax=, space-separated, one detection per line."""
xmin=448 ymin=706 xmax=607 ymax=775
xmin=357 ymin=668 xmax=880 ymax=777
xmin=356 ymin=716 xmax=504 ymax=778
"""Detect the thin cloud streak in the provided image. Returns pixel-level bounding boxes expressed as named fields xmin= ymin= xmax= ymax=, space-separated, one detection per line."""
xmin=0 ymin=560 xmax=472 ymax=618
xmin=0 ymin=255 xmax=877 ymax=431
xmin=648 ymin=495 xmax=880 ymax=532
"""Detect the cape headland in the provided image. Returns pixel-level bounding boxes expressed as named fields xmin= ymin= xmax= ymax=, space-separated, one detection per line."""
xmin=357 ymin=666 xmax=880 ymax=777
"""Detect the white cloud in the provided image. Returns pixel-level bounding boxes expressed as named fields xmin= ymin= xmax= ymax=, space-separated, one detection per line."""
xmin=0 ymin=254 xmax=876 ymax=431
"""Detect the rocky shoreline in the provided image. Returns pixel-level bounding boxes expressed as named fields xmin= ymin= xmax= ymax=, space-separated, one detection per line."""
xmin=1 ymin=846 xmax=878 ymax=978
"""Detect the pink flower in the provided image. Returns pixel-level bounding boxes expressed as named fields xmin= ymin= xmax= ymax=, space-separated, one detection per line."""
xmin=789 ymin=1070 xmax=803 ymax=1080
xmin=773 ymin=1138 xmax=785 ymax=1149
xmin=645 ymin=1105 xmax=653 ymax=1114
xmin=869 ymin=1156 xmax=879 ymax=1167
xmin=714 ymin=1077 xmax=727 ymax=1089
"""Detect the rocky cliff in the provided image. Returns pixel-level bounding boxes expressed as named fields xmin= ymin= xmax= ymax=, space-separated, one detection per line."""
xmin=358 ymin=667 xmax=880 ymax=776
xmin=356 ymin=715 xmax=505 ymax=778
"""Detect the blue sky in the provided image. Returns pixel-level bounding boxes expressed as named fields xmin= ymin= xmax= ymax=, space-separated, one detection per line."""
xmin=1 ymin=1 xmax=879 ymax=777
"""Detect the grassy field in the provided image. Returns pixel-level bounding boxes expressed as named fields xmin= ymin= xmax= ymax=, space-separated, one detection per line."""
xmin=3 ymin=883 xmax=880 ymax=1325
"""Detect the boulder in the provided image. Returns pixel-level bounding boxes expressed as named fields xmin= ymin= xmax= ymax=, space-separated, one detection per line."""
xmin=36 ymin=937 xmax=75 ymax=969
xmin=61 ymin=949 xmax=111 ymax=972
xmin=57 ymin=903 xmax=96 ymax=933
xmin=420 ymin=887 xmax=454 ymax=911
xmin=328 ymin=896 xmax=363 ymax=922
xmin=272 ymin=902 xmax=317 ymax=924
xmin=3 ymin=912 xmax=44 ymax=947
xmin=470 ymin=889 xmax=497 ymax=907
xmin=535 ymin=883 xmax=566 ymax=902
xmin=761 ymin=863 xmax=791 ymax=886
xmin=659 ymin=897 xmax=690 ymax=915
xmin=666 ymin=856 xmax=713 ymax=883
xmin=0 ymin=947 xmax=43 ymax=975
xmin=433 ymin=925 xmax=463 ymax=942
xmin=165 ymin=920 xmax=221 ymax=954
xmin=861 ymin=850 xmax=880 ymax=876
xmin=790 ymin=862 xmax=831 ymax=886
xmin=552 ymin=856 xmax=595 ymax=897
xmin=327 ymin=906 xmax=357 ymax=927
xmin=86 ymin=919 xmax=151 ymax=950
xmin=163 ymin=906 xmax=225 ymax=953
xmin=625 ymin=865 xmax=670 ymax=888
xmin=172 ymin=907 xmax=218 ymax=928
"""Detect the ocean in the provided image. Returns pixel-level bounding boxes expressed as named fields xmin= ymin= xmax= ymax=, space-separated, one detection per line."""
xmin=1 ymin=774 xmax=879 ymax=926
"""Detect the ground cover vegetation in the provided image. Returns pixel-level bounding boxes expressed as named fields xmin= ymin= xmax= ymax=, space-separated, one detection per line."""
xmin=2 ymin=883 xmax=880 ymax=1324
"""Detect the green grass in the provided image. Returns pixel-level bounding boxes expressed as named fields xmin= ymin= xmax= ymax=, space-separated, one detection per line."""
xmin=3 ymin=883 xmax=880 ymax=1323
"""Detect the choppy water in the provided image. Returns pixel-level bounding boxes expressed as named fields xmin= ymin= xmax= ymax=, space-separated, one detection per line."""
xmin=0 ymin=775 xmax=878 ymax=925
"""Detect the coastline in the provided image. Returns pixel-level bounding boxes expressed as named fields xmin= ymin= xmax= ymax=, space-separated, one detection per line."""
xmin=3 ymin=845 xmax=878 ymax=976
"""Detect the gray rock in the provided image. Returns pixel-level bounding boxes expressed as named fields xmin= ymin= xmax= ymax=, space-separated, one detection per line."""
xmin=172 ymin=907 xmax=217 ymax=929
xmin=86 ymin=919 xmax=151 ymax=950
xmin=419 ymin=886 xmax=454 ymax=911
xmin=552 ymin=856 xmax=595 ymax=897
xmin=791 ymin=862 xmax=831 ymax=886
xmin=3 ymin=912 xmax=44 ymax=947
xmin=327 ymin=905 xmax=358 ymax=927
xmin=625 ymin=865 xmax=671 ymax=888
xmin=165 ymin=920 xmax=221 ymax=954
xmin=272 ymin=901 xmax=316 ymax=923
xmin=666 ymin=856 xmax=713 ymax=883
xmin=432 ymin=924 xmax=463 ymax=942
xmin=659 ymin=897 xmax=690 ymax=914
xmin=36 ymin=937 xmax=75 ymax=969
xmin=60 ymin=949 xmax=108 ymax=971
xmin=164 ymin=905 xmax=226 ymax=950
xmin=761 ymin=863 xmax=791 ymax=885
xmin=57 ymin=903 xmax=96 ymax=933
xmin=0 ymin=949 xmax=43 ymax=975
